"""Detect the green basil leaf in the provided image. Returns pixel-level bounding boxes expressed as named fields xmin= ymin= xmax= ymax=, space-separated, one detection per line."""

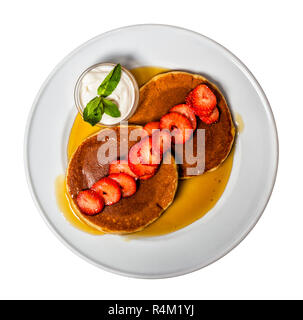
xmin=83 ymin=96 xmax=103 ymax=126
xmin=102 ymin=98 xmax=121 ymax=118
xmin=97 ymin=64 xmax=121 ymax=97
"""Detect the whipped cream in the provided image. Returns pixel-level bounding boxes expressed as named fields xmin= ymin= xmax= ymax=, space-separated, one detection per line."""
xmin=78 ymin=64 xmax=137 ymax=125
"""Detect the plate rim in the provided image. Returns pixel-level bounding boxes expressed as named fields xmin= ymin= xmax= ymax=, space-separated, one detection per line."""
xmin=24 ymin=24 xmax=279 ymax=279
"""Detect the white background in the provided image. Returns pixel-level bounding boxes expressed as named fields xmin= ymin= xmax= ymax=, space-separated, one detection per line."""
xmin=0 ymin=0 xmax=302 ymax=300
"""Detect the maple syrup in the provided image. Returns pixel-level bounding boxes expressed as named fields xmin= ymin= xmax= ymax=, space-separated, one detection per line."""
xmin=55 ymin=66 xmax=236 ymax=237
xmin=235 ymin=113 xmax=244 ymax=134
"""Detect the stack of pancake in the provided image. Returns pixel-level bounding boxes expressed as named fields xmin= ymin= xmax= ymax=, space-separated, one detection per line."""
xmin=66 ymin=71 xmax=235 ymax=234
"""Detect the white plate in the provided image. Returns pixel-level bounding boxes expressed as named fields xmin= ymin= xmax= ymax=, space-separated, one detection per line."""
xmin=24 ymin=24 xmax=278 ymax=278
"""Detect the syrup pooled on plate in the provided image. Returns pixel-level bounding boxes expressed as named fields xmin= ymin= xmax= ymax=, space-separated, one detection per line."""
xmin=55 ymin=66 xmax=234 ymax=237
xmin=235 ymin=113 xmax=244 ymax=134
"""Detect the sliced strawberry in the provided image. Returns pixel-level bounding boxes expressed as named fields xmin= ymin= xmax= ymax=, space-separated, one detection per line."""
xmin=199 ymin=106 xmax=220 ymax=125
xmin=129 ymin=161 xmax=158 ymax=180
xmin=151 ymin=129 xmax=172 ymax=154
xmin=143 ymin=121 xmax=160 ymax=136
xmin=76 ymin=190 xmax=104 ymax=216
xmin=189 ymin=84 xmax=217 ymax=117
xmin=128 ymin=141 xmax=142 ymax=166
xmin=138 ymin=136 xmax=162 ymax=165
xmin=91 ymin=177 xmax=121 ymax=205
xmin=109 ymin=159 xmax=138 ymax=179
xmin=108 ymin=173 xmax=137 ymax=198
xmin=185 ymin=91 xmax=193 ymax=107
xmin=128 ymin=142 xmax=158 ymax=179
xmin=159 ymin=112 xmax=193 ymax=144
xmin=170 ymin=104 xmax=197 ymax=130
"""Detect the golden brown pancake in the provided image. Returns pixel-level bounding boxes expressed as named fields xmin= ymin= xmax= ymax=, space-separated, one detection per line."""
xmin=66 ymin=126 xmax=178 ymax=234
xmin=129 ymin=71 xmax=235 ymax=178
